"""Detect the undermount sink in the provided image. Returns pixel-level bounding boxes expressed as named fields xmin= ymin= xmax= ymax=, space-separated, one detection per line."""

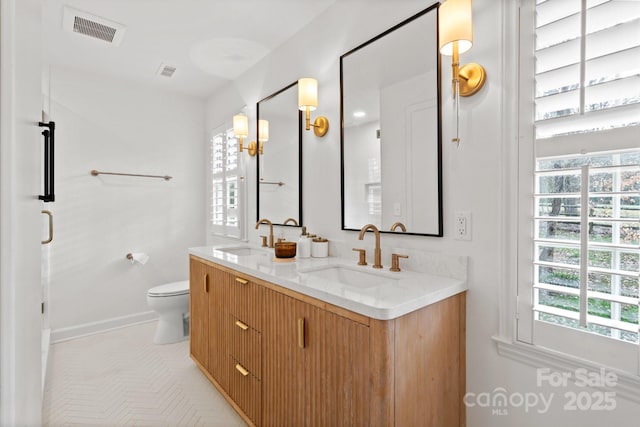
xmin=299 ymin=265 xmax=398 ymax=288
xmin=216 ymin=246 xmax=269 ymax=257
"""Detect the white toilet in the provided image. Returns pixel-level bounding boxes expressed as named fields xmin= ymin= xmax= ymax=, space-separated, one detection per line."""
xmin=147 ymin=280 xmax=190 ymax=344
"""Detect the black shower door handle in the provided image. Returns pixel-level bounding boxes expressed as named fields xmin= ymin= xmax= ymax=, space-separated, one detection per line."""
xmin=39 ymin=121 xmax=55 ymax=202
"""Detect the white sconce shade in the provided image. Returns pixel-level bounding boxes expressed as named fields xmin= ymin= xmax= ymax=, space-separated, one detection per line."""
xmin=258 ymin=119 xmax=269 ymax=142
xmin=233 ymin=114 xmax=249 ymax=138
xmin=439 ymin=0 xmax=473 ymax=56
xmin=298 ymin=78 xmax=318 ymax=111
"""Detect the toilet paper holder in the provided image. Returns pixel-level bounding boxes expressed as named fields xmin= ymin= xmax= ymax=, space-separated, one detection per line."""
xmin=126 ymin=252 xmax=149 ymax=265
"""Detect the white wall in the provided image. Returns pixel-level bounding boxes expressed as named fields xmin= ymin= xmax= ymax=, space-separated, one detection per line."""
xmin=48 ymin=66 xmax=206 ymax=339
xmin=204 ymin=0 xmax=640 ymax=424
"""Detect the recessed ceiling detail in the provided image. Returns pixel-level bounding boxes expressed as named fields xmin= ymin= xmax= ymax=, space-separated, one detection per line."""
xmin=189 ymin=38 xmax=269 ymax=80
xmin=63 ymin=6 xmax=126 ymax=46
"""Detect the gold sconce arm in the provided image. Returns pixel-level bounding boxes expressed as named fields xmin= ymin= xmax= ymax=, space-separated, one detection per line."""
xmin=304 ymin=109 xmax=329 ymax=137
xmin=237 ymin=136 xmax=258 ymax=157
xmin=439 ymin=0 xmax=487 ymax=146
xmin=459 ymin=63 xmax=486 ymax=97
xmin=233 ymin=113 xmax=264 ymax=156
xmin=298 ymin=78 xmax=329 ymax=137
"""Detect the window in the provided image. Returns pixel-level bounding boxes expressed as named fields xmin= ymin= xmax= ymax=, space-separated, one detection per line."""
xmin=534 ymin=152 xmax=639 ymax=342
xmin=210 ymin=126 xmax=244 ymax=239
xmin=517 ymin=0 xmax=640 ymax=373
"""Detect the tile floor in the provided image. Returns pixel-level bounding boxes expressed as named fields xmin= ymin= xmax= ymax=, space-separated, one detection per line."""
xmin=42 ymin=321 xmax=246 ymax=426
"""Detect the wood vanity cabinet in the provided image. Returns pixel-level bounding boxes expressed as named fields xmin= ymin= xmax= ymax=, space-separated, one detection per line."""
xmin=189 ymin=257 xmax=232 ymax=391
xmin=189 ymin=255 xmax=466 ymax=427
xmin=189 ymin=257 xmax=210 ymax=370
xmin=228 ymin=272 xmax=264 ymax=426
xmin=262 ymin=289 xmax=370 ymax=426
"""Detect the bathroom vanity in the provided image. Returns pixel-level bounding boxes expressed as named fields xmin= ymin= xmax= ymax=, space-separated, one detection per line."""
xmin=189 ymin=245 xmax=467 ymax=427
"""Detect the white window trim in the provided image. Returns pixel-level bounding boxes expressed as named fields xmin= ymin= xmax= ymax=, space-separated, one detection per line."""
xmin=207 ymin=123 xmax=247 ymax=242
xmin=493 ymin=336 xmax=640 ymax=404
xmin=495 ymin=0 xmax=640 ymax=403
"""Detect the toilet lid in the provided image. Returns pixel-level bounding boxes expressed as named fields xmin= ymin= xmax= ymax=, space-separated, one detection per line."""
xmin=148 ymin=280 xmax=189 ymax=297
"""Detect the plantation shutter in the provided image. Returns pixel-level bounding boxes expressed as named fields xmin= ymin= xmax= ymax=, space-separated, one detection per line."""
xmin=534 ymin=0 xmax=640 ymax=149
xmin=210 ymin=127 xmax=243 ymax=239
xmin=525 ymin=0 xmax=640 ymax=373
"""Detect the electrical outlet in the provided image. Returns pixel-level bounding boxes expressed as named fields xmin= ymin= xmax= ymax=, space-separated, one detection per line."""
xmin=393 ymin=202 xmax=401 ymax=216
xmin=454 ymin=211 xmax=471 ymax=240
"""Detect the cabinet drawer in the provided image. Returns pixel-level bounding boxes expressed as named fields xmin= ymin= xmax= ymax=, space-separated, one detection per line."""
xmin=229 ymin=315 xmax=262 ymax=379
xmin=230 ymin=275 xmax=263 ymax=330
xmin=228 ymin=356 xmax=261 ymax=427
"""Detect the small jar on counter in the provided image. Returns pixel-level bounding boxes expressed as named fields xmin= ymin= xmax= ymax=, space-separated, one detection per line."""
xmin=311 ymin=237 xmax=329 ymax=258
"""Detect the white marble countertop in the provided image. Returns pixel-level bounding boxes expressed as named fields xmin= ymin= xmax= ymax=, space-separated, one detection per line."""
xmin=189 ymin=244 xmax=467 ymax=321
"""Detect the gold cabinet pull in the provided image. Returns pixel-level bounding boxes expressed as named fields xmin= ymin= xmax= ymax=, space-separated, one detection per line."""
xmin=298 ymin=318 xmax=305 ymax=349
xmin=235 ymin=363 xmax=249 ymax=376
xmin=41 ymin=210 xmax=53 ymax=244
xmin=203 ymin=273 xmax=209 ymax=293
xmin=235 ymin=320 xmax=249 ymax=330
xmin=235 ymin=277 xmax=248 ymax=285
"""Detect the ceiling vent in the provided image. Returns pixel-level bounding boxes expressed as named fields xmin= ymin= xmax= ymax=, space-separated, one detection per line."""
xmin=63 ymin=6 xmax=126 ymax=46
xmin=157 ymin=63 xmax=177 ymax=78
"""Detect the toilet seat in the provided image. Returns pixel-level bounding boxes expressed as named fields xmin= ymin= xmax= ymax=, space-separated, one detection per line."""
xmin=148 ymin=280 xmax=189 ymax=297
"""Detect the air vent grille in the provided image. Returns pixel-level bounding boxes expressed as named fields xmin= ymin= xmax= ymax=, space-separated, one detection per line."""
xmin=159 ymin=65 xmax=177 ymax=78
xmin=73 ymin=16 xmax=117 ymax=43
xmin=63 ymin=7 xmax=126 ymax=46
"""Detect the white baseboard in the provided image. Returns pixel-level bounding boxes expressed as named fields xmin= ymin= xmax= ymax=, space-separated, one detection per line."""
xmin=51 ymin=311 xmax=158 ymax=343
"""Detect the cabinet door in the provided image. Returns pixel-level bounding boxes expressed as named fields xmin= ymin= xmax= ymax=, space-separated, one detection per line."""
xmin=262 ymin=288 xmax=370 ymax=427
xmin=304 ymin=306 xmax=370 ymax=427
xmin=208 ymin=265 xmax=232 ymax=391
xmin=262 ymin=290 xmax=305 ymax=427
xmin=189 ymin=257 xmax=209 ymax=370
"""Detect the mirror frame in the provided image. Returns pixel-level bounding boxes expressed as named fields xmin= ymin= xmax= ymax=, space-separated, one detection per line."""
xmin=339 ymin=3 xmax=443 ymax=236
xmin=256 ymin=81 xmax=303 ymax=227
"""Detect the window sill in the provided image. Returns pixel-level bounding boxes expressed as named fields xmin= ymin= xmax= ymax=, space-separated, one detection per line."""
xmin=493 ymin=335 xmax=640 ymax=404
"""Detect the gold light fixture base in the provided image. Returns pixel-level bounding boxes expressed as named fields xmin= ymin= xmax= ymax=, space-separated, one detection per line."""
xmin=459 ymin=63 xmax=486 ymax=97
xmin=313 ymin=116 xmax=329 ymax=137
xmin=240 ymin=140 xmax=257 ymax=156
xmin=247 ymin=141 xmax=257 ymax=156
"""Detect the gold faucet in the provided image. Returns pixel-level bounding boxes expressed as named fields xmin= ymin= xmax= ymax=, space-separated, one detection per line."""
xmin=283 ymin=217 xmax=299 ymax=226
xmin=256 ymin=219 xmax=275 ymax=248
xmin=390 ymin=222 xmax=406 ymax=232
xmin=358 ymin=224 xmax=382 ymax=269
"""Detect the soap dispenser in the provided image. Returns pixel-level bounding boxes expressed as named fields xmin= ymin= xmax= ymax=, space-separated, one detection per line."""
xmin=298 ymin=227 xmax=311 ymax=258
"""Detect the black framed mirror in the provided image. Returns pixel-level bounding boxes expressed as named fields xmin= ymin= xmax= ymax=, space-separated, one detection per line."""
xmin=256 ymin=82 xmax=303 ymax=226
xmin=340 ymin=3 xmax=442 ymax=236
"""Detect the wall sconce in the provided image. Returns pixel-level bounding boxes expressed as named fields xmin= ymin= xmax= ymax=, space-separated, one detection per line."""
xmin=439 ymin=0 xmax=486 ymax=146
xmin=233 ymin=113 xmax=264 ymax=157
xmin=297 ymin=78 xmax=329 ymax=137
xmin=258 ymin=119 xmax=269 ymax=155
